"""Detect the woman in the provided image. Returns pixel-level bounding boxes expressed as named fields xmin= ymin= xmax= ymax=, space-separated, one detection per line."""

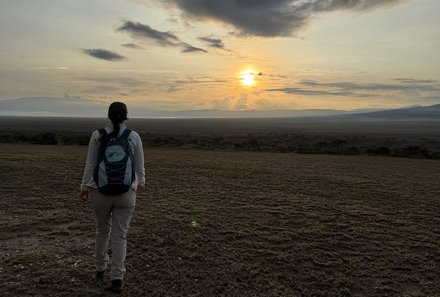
xmin=80 ymin=102 xmax=145 ymax=293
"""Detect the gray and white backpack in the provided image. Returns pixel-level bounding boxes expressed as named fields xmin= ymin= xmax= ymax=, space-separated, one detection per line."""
xmin=93 ymin=128 xmax=135 ymax=195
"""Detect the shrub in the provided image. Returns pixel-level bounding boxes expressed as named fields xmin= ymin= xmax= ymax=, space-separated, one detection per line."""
xmin=344 ymin=146 xmax=361 ymax=155
xmin=375 ymin=146 xmax=391 ymax=156
xmin=36 ymin=133 xmax=58 ymax=145
xmin=0 ymin=134 xmax=14 ymax=143
xmin=397 ymin=145 xmax=430 ymax=158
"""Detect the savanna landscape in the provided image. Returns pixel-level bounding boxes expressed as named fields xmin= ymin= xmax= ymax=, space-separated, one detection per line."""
xmin=2 ymin=0 xmax=440 ymax=296
xmin=1 ymin=117 xmax=439 ymax=297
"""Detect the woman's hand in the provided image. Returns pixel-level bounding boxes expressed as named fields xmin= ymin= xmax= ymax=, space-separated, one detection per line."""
xmin=80 ymin=189 xmax=91 ymax=201
xmin=136 ymin=185 xmax=145 ymax=195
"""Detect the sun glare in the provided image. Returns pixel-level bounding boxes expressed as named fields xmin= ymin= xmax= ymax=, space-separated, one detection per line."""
xmin=240 ymin=69 xmax=256 ymax=87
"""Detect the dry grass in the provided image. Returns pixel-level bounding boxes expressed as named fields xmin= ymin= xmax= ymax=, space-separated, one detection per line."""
xmin=1 ymin=144 xmax=439 ymax=296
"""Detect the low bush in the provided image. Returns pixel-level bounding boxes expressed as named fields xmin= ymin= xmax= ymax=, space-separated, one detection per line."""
xmin=1 ymin=130 xmax=439 ymax=159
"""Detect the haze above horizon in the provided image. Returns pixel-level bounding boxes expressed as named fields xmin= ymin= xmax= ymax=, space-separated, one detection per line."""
xmin=1 ymin=0 xmax=439 ymax=116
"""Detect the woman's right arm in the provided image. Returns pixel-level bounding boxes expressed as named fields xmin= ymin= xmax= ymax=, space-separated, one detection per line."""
xmin=80 ymin=130 xmax=100 ymax=196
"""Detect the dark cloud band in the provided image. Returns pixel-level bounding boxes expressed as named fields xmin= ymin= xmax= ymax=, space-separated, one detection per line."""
xmin=198 ymin=36 xmax=226 ymax=49
xmin=160 ymin=0 xmax=405 ymax=37
xmin=181 ymin=44 xmax=207 ymax=53
xmin=82 ymin=49 xmax=126 ymax=61
xmin=117 ymin=21 xmax=180 ymax=46
xmin=117 ymin=20 xmax=207 ymax=54
xmin=121 ymin=43 xmax=144 ymax=50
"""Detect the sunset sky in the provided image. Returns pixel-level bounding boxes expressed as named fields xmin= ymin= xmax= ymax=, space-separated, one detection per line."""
xmin=1 ymin=0 xmax=439 ymax=112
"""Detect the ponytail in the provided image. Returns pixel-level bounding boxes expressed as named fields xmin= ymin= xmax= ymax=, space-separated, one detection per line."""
xmin=108 ymin=102 xmax=128 ymax=137
xmin=109 ymin=112 xmax=121 ymax=137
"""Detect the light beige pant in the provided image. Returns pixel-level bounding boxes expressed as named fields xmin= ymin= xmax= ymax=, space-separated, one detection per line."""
xmin=91 ymin=189 xmax=136 ymax=280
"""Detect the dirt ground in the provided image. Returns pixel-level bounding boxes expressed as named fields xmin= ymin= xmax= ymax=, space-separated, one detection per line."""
xmin=1 ymin=144 xmax=439 ymax=297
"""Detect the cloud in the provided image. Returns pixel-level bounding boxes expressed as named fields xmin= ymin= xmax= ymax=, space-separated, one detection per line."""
xmin=198 ymin=36 xmax=226 ymax=49
xmin=33 ymin=66 xmax=70 ymax=71
xmin=181 ymin=43 xmax=208 ymax=53
xmin=117 ymin=21 xmax=180 ymax=46
xmin=254 ymin=98 xmax=275 ymax=109
xmin=297 ymin=80 xmax=439 ymax=92
xmin=160 ymin=0 xmax=405 ymax=37
xmin=82 ymin=49 xmax=126 ymax=61
xmin=211 ymin=94 xmax=248 ymax=110
xmin=266 ymin=87 xmax=375 ymax=97
xmin=266 ymin=79 xmax=440 ymax=98
xmin=167 ymin=77 xmax=228 ymax=92
xmin=212 ymin=96 xmax=233 ymax=109
xmin=76 ymin=75 xmax=144 ymax=86
xmin=174 ymin=78 xmax=228 ymax=84
xmin=117 ymin=21 xmax=207 ymax=53
xmin=394 ymin=78 xmax=438 ymax=84
xmin=235 ymin=94 xmax=248 ymax=109
xmin=166 ymin=85 xmax=183 ymax=93
xmin=121 ymin=43 xmax=145 ymax=50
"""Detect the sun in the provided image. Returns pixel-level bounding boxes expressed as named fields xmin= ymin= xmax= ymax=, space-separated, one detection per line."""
xmin=240 ymin=69 xmax=256 ymax=87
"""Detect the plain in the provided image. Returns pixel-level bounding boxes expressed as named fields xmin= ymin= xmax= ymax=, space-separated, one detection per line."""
xmin=1 ymin=144 xmax=439 ymax=296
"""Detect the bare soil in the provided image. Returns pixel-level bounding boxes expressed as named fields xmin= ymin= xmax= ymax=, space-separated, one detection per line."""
xmin=1 ymin=144 xmax=439 ymax=296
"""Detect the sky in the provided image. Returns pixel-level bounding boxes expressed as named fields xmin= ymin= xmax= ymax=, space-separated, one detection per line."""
xmin=0 ymin=0 xmax=439 ymax=113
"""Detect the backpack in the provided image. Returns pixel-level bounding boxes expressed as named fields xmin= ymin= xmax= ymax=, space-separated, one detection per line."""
xmin=93 ymin=128 xmax=135 ymax=195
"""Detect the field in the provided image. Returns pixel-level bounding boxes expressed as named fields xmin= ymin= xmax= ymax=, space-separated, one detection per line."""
xmin=1 ymin=144 xmax=439 ymax=297
xmin=1 ymin=117 xmax=440 ymax=158
xmin=2 ymin=116 xmax=440 ymax=136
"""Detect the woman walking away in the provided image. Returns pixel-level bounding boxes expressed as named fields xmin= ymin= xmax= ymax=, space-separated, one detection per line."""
xmin=80 ymin=102 xmax=145 ymax=294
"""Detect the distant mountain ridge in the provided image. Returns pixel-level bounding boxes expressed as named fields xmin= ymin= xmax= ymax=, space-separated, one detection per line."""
xmin=345 ymin=104 xmax=440 ymax=120
xmin=0 ymin=97 xmax=107 ymax=117
xmin=0 ymin=96 xmax=366 ymax=118
xmin=0 ymin=96 xmax=439 ymax=119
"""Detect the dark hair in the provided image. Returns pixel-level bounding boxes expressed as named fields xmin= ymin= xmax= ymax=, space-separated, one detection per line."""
xmin=108 ymin=102 xmax=128 ymax=137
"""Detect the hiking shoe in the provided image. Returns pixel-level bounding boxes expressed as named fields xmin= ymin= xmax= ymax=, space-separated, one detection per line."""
xmin=95 ymin=270 xmax=105 ymax=281
xmin=110 ymin=279 xmax=123 ymax=294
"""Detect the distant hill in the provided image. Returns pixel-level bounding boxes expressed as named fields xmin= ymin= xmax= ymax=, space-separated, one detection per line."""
xmin=0 ymin=97 xmax=107 ymax=117
xmin=345 ymin=104 xmax=440 ymax=120
xmin=0 ymin=96 xmax=370 ymax=118
xmin=0 ymin=96 xmax=438 ymax=119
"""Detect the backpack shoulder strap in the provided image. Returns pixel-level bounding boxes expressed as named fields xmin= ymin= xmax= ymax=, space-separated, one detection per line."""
xmin=97 ymin=128 xmax=107 ymax=137
xmin=96 ymin=128 xmax=109 ymax=157
xmin=97 ymin=128 xmax=110 ymax=143
xmin=120 ymin=128 xmax=132 ymax=140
